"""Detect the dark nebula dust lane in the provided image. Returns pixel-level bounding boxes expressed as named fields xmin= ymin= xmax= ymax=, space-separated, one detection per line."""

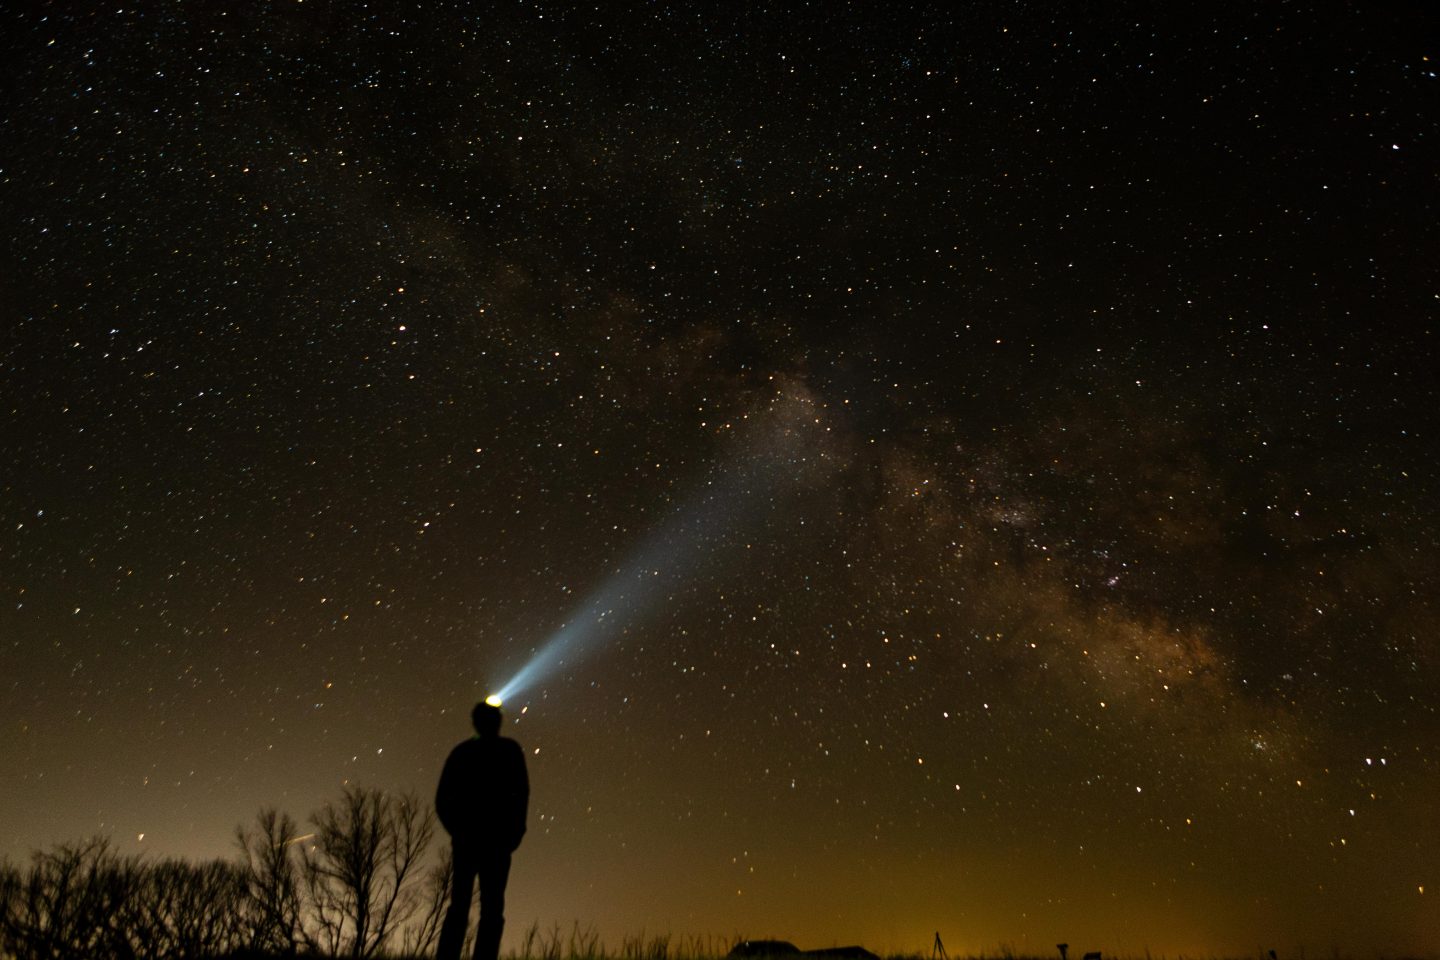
xmin=2 ymin=2 xmax=1436 ymax=954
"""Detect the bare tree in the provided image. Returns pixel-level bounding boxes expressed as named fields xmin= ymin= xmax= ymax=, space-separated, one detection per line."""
xmin=0 ymin=838 xmax=255 ymax=960
xmin=0 ymin=858 xmax=22 ymax=958
xmin=124 ymin=858 xmax=249 ymax=959
xmin=299 ymin=786 xmax=436 ymax=958
xmin=1 ymin=787 xmax=441 ymax=959
xmin=236 ymin=807 xmax=305 ymax=955
xmin=0 ymin=838 xmax=138 ymax=959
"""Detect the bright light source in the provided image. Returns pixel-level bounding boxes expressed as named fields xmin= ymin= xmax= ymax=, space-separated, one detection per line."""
xmin=485 ymin=694 xmax=502 ymax=707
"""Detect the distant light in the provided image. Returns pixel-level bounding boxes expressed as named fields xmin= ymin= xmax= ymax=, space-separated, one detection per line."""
xmin=485 ymin=694 xmax=502 ymax=707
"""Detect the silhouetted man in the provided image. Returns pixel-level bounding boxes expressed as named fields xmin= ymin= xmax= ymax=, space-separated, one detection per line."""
xmin=436 ymin=702 xmax=529 ymax=960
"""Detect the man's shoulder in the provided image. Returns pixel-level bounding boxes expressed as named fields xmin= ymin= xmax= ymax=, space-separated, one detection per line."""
xmin=445 ymin=737 xmax=484 ymax=761
xmin=449 ymin=735 xmax=523 ymax=758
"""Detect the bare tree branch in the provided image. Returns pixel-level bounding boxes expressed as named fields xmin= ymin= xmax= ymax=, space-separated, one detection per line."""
xmin=301 ymin=785 xmax=437 ymax=958
xmin=236 ymin=807 xmax=304 ymax=955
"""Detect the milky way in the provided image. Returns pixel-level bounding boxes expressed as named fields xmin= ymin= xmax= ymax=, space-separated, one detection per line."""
xmin=3 ymin=3 xmax=1436 ymax=954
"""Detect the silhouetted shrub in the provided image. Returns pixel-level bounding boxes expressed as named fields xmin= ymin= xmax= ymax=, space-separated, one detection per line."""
xmin=0 ymin=837 xmax=251 ymax=959
xmin=0 ymin=837 xmax=137 ymax=958
xmin=236 ymin=808 xmax=305 ymax=956
xmin=124 ymin=857 xmax=250 ymax=958
xmin=1 ymin=786 xmax=451 ymax=959
xmin=297 ymin=786 xmax=438 ymax=958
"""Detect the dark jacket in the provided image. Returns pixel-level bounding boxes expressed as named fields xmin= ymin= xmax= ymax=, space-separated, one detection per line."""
xmin=435 ymin=735 xmax=529 ymax=850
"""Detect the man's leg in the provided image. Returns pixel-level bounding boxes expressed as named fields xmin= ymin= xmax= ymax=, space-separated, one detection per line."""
xmin=437 ymin=843 xmax=480 ymax=960
xmin=472 ymin=849 xmax=513 ymax=960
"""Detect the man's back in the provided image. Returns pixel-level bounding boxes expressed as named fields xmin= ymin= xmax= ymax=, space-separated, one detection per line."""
xmin=436 ymin=734 xmax=529 ymax=849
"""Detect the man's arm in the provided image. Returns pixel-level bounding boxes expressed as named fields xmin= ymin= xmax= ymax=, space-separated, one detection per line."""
xmin=435 ymin=747 xmax=461 ymax=836
xmin=508 ymin=740 xmax=529 ymax=846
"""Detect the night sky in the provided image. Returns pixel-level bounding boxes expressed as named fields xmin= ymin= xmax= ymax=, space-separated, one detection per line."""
xmin=3 ymin=2 xmax=1437 ymax=955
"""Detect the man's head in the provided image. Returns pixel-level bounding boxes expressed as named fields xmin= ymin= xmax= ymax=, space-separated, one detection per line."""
xmin=472 ymin=701 xmax=503 ymax=737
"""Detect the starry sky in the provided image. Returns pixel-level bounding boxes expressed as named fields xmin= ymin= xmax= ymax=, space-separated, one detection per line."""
xmin=3 ymin=2 xmax=1437 ymax=955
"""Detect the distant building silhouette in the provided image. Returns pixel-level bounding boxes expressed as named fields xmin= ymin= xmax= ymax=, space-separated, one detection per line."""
xmin=729 ymin=942 xmax=800 ymax=958
xmin=805 ymin=948 xmax=880 ymax=960
xmin=727 ymin=942 xmax=878 ymax=960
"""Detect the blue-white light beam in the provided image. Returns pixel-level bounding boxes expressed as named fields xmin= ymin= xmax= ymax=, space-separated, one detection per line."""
xmin=488 ymin=401 xmax=830 ymax=704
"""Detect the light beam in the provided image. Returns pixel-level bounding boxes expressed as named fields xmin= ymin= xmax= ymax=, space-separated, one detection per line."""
xmin=488 ymin=400 xmax=830 ymax=704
